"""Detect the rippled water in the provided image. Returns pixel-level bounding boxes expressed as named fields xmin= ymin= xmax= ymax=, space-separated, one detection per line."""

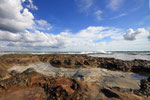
xmin=8 ymin=62 xmax=148 ymax=89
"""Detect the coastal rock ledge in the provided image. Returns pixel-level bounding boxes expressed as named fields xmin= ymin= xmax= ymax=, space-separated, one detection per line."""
xmin=0 ymin=68 xmax=149 ymax=100
xmin=0 ymin=54 xmax=150 ymax=100
xmin=0 ymin=54 xmax=150 ymax=75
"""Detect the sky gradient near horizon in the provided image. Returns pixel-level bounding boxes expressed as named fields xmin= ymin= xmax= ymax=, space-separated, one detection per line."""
xmin=0 ymin=0 xmax=150 ymax=51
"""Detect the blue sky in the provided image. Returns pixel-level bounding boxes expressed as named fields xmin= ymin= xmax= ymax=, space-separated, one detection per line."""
xmin=32 ymin=0 xmax=149 ymax=33
xmin=34 ymin=0 xmax=150 ymax=32
xmin=0 ymin=0 xmax=150 ymax=51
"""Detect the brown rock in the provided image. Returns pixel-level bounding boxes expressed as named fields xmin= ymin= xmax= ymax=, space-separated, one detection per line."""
xmin=0 ymin=68 xmax=146 ymax=100
xmin=0 ymin=70 xmax=10 ymax=79
xmin=9 ymin=70 xmax=19 ymax=76
xmin=0 ymin=54 xmax=150 ymax=75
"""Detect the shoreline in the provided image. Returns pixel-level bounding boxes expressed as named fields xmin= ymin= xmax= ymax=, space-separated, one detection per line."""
xmin=0 ymin=54 xmax=150 ymax=76
xmin=0 ymin=54 xmax=150 ymax=99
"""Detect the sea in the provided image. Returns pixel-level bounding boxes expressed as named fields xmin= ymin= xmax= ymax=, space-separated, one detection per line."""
xmin=0 ymin=51 xmax=150 ymax=61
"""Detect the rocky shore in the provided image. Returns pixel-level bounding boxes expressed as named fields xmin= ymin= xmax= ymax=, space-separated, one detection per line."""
xmin=0 ymin=68 xmax=149 ymax=100
xmin=0 ymin=54 xmax=150 ymax=75
xmin=0 ymin=54 xmax=149 ymax=100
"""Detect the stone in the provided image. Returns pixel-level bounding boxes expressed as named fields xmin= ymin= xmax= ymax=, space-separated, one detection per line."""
xmin=136 ymin=77 xmax=150 ymax=97
xmin=9 ymin=70 xmax=19 ymax=76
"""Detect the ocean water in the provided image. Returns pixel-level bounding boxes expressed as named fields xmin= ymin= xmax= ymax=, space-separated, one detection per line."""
xmin=0 ymin=51 xmax=150 ymax=61
xmin=89 ymin=51 xmax=150 ymax=61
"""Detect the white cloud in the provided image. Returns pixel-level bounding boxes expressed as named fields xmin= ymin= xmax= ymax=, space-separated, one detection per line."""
xmin=0 ymin=0 xmax=51 ymax=33
xmin=123 ymin=28 xmax=148 ymax=41
xmin=0 ymin=0 xmax=149 ymax=51
xmin=94 ymin=10 xmax=103 ymax=20
xmin=36 ymin=20 xmax=49 ymax=26
xmin=107 ymin=0 xmax=124 ymax=11
xmin=0 ymin=0 xmax=34 ymax=33
xmin=105 ymin=32 xmax=150 ymax=51
xmin=0 ymin=30 xmax=68 ymax=50
xmin=58 ymin=26 xmax=123 ymax=51
xmin=26 ymin=0 xmax=38 ymax=10
xmin=36 ymin=20 xmax=52 ymax=30
xmin=22 ymin=0 xmax=38 ymax=10
xmin=0 ymin=25 xmax=150 ymax=51
xmin=22 ymin=0 xmax=26 ymax=2
xmin=0 ymin=30 xmax=21 ymax=41
xmin=74 ymin=26 xmax=120 ymax=40
xmin=0 ymin=26 xmax=123 ymax=51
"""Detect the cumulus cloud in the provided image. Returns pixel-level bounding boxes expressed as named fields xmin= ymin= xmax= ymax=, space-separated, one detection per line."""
xmin=0 ymin=30 xmax=68 ymax=49
xmin=0 ymin=26 xmax=123 ymax=51
xmin=123 ymin=28 xmax=147 ymax=41
xmin=0 ymin=30 xmax=21 ymax=42
xmin=0 ymin=0 xmax=34 ymax=33
xmin=0 ymin=0 xmax=149 ymax=51
xmin=0 ymin=24 xmax=149 ymax=51
xmin=107 ymin=0 xmax=124 ymax=11
xmin=94 ymin=10 xmax=103 ymax=20
xmin=0 ymin=0 xmax=61 ymax=50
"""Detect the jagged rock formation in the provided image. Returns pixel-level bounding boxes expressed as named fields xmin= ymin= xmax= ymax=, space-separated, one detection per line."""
xmin=0 ymin=54 xmax=150 ymax=75
xmin=0 ymin=68 xmax=145 ymax=100
xmin=0 ymin=54 xmax=150 ymax=99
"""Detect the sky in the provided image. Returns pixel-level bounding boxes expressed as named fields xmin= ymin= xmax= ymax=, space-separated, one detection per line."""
xmin=0 ymin=0 xmax=150 ymax=51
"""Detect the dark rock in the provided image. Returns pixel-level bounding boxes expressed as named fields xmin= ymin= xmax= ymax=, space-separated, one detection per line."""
xmin=50 ymin=59 xmax=61 ymax=65
xmin=9 ymin=70 xmax=19 ymax=76
xmin=135 ymin=77 xmax=150 ymax=97
xmin=75 ymin=61 xmax=82 ymax=66
xmin=84 ymin=60 xmax=90 ymax=65
xmin=101 ymin=88 xmax=120 ymax=98
xmin=64 ymin=59 xmax=71 ymax=65
xmin=147 ymin=77 xmax=150 ymax=82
